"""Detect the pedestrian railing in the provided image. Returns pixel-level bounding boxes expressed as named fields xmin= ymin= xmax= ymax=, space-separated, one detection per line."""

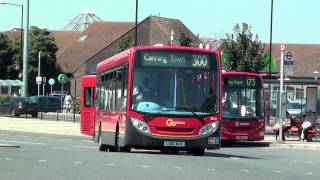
xmin=37 ymin=111 xmax=80 ymax=122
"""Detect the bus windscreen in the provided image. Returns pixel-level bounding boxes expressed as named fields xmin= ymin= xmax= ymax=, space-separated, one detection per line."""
xmin=132 ymin=50 xmax=219 ymax=116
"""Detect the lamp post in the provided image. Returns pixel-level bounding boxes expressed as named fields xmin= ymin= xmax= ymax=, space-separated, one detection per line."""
xmin=22 ymin=0 xmax=30 ymax=97
xmin=134 ymin=0 xmax=138 ymax=46
xmin=267 ymin=0 xmax=274 ymax=125
xmin=0 ymin=1 xmax=23 ymax=78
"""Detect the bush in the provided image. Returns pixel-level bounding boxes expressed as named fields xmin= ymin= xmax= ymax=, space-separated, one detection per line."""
xmin=0 ymin=94 xmax=10 ymax=102
xmin=73 ymin=99 xmax=80 ymax=114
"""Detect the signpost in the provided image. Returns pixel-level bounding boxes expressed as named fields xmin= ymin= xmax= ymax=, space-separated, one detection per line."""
xmin=58 ymin=74 xmax=68 ymax=92
xmin=48 ymin=78 xmax=55 ymax=94
xmin=278 ymin=44 xmax=288 ymax=142
xmin=284 ymin=50 xmax=294 ymax=77
xmin=42 ymin=77 xmax=46 ymax=95
xmin=36 ymin=76 xmax=42 ymax=96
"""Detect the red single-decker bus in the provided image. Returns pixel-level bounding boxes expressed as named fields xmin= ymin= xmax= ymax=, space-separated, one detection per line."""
xmin=221 ymin=72 xmax=266 ymax=142
xmin=81 ymin=46 xmax=222 ymax=155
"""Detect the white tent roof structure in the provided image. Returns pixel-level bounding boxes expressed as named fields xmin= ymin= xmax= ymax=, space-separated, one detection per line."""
xmin=63 ymin=10 xmax=102 ymax=32
xmin=0 ymin=80 xmax=23 ymax=86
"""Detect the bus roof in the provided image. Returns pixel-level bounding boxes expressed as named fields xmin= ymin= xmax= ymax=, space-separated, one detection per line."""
xmin=96 ymin=46 xmax=220 ymax=74
xmin=81 ymin=75 xmax=96 ymax=85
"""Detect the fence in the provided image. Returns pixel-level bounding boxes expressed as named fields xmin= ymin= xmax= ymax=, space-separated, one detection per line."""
xmin=37 ymin=111 xmax=80 ymax=122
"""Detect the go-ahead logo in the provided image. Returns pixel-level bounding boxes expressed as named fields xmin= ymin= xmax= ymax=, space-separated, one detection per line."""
xmin=166 ymin=119 xmax=176 ymax=127
xmin=192 ymin=55 xmax=208 ymax=68
xmin=166 ymin=119 xmax=185 ymax=127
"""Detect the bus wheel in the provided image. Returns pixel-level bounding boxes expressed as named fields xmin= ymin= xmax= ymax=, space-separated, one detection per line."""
xmin=109 ymin=123 xmax=120 ymax=152
xmin=187 ymin=148 xmax=205 ymax=156
xmin=160 ymin=149 xmax=169 ymax=154
xmin=195 ymin=148 xmax=205 ymax=156
xmin=98 ymin=129 xmax=108 ymax=151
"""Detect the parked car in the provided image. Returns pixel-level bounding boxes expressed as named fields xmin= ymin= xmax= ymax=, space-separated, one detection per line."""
xmin=29 ymin=96 xmax=62 ymax=112
xmin=50 ymin=91 xmax=66 ymax=101
xmin=287 ymin=99 xmax=306 ymax=120
xmin=0 ymin=96 xmax=38 ymax=117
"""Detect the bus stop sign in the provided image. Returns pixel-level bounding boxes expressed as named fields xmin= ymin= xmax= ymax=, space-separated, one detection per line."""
xmin=58 ymin=74 xmax=68 ymax=84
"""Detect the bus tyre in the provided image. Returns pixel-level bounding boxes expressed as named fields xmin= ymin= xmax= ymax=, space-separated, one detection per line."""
xmin=187 ymin=148 xmax=205 ymax=156
xmin=98 ymin=130 xmax=108 ymax=151
xmin=109 ymin=124 xmax=120 ymax=152
xmin=306 ymin=134 xmax=313 ymax=142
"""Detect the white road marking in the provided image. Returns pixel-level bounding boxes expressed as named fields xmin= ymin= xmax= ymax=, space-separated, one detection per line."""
xmin=72 ymin=145 xmax=97 ymax=149
xmin=230 ymin=157 xmax=240 ymax=160
xmin=304 ymin=172 xmax=313 ymax=175
xmin=306 ymin=161 xmax=314 ymax=164
xmin=106 ymin=163 xmax=115 ymax=166
xmin=0 ymin=134 xmax=9 ymax=136
xmin=140 ymin=165 xmax=149 ymax=168
xmin=4 ymin=157 xmax=13 ymax=160
xmin=273 ymin=170 xmax=282 ymax=173
xmin=208 ymin=168 xmax=216 ymax=171
xmin=73 ymin=161 xmax=82 ymax=164
xmin=0 ymin=140 xmax=45 ymax=145
xmin=62 ymin=138 xmax=73 ymax=141
xmin=38 ymin=160 xmax=47 ymax=162
xmin=173 ymin=167 xmax=182 ymax=170
xmin=240 ymin=169 xmax=249 ymax=172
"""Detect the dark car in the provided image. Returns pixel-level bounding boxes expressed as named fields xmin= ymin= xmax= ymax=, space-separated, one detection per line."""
xmin=29 ymin=96 xmax=62 ymax=112
xmin=0 ymin=96 xmax=38 ymax=117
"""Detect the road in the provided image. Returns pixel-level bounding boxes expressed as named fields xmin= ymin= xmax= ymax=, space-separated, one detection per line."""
xmin=1 ymin=130 xmax=320 ymax=180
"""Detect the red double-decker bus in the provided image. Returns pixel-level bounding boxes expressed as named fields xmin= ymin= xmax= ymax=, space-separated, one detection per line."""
xmin=221 ymin=72 xmax=266 ymax=142
xmin=80 ymin=75 xmax=96 ymax=136
xmin=81 ymin=46 xmax=222 ymax=155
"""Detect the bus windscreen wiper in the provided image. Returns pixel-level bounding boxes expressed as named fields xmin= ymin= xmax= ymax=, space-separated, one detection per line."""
xmin=161 ymin=106 xmax=204 ymax=121
xmin=143 ymin=111 xmax=161 ymax=119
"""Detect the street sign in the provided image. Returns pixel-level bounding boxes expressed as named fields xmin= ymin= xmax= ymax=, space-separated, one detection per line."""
xmin=284 ymin=50 xmax=294 ymax=76
xmin=58 ymin=74 xmax=69 ymax=84
xmin=284 ymin=51 xmax=293 ymax=61
xmin=48 ymin=78 xmax=55 ymax=85
xmin=36 ymin=76 xmax=42 ymax=85
xmin=42 ymin=77 xmax=46 ymax=85
xmin=281 ymin=44 xmax=286 ymax=51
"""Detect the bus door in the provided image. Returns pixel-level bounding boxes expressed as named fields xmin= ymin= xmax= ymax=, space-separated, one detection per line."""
xmin=81 ymin=86 xmax=95 ymax=136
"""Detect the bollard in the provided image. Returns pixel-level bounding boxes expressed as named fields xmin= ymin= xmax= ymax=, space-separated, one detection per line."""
xmin=73 ymin=103 xmax=76 ymax=123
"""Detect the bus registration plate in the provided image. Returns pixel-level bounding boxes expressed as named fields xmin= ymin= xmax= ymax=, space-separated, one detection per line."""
xmin=164 ymin=141 xmax=185 ymax=147
xmin=236 ymin=136 xmax=248 ymax=140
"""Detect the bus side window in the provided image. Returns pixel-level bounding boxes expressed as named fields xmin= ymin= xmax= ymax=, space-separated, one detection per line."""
xmin=84 ymin=87 xmax=92 ymax=107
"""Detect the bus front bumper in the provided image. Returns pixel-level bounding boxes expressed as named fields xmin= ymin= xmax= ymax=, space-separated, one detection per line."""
xmin=123 ymin=120 xmax=221 ymax=150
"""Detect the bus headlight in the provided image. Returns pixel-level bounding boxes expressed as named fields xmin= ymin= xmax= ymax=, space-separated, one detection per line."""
xmin=199 ymin=121 xmax=219 ymax=136
xmin=131 ymin=118 xmax=151 ymax=135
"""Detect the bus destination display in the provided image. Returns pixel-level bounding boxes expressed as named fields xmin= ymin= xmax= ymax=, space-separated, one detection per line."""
xmin=140 ymin=51 xmax=212 ymax=69
xmin=224 ymin=77 xmax=257 ymax=87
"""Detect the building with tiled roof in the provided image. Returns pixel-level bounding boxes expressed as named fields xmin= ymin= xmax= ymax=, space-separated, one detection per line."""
xmin=59 ymin=16 xmax=201 ymax=96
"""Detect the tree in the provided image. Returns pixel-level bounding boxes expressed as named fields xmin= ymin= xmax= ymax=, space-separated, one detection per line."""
xmin=0 ymin=33 xmax=14 ymax=79
xmin=222 ymin=23 xmax=265 ymax=72
xmin=117 ymin=35 xmax=132 ymax=53
xmin=179 ymin=31 xmax=193 ymax=47
xmin=9 ymin=26 xmax=61 ymax=95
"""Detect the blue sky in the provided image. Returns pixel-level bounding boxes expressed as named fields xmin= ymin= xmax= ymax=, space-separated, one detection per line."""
xmin=0 ymin=0 xmax=319 ymax=44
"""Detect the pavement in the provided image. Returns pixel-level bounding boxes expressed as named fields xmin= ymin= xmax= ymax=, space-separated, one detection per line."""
xmin=1 ymin=116 xmax=320 ymax=150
